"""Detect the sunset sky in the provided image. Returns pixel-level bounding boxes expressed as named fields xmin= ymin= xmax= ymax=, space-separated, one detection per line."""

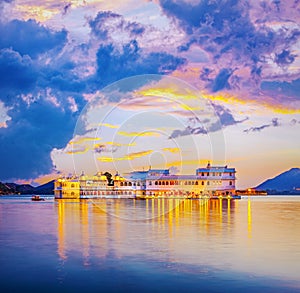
xmin=0 ymin=0 xmax=299 ymax=188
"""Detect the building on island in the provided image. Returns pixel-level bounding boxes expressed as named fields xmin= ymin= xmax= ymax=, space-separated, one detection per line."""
xmin=54 ymin=163 xmax=237 ymax=199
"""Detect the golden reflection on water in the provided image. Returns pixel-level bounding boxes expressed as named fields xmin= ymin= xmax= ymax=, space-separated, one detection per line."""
xmin=248 ymin=198 xmax=252 ymax=239
xmin=56 ymin=197 xmax=300 ymax=282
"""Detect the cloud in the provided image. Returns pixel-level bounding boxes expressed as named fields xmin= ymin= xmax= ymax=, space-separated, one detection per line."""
xmin=243 ymin=124 xmax=270 ymax=133
xmin=275 ymin=50 xmax=297 ymax=67
xmin=212 ymin=103 xmax=247 ymax=128
xmin=244 ymin=117 xmax=280 ymax=133
xmin=163 ymin=147 xmax=180 ymax=153
xmin=94 ymin=40 xmax=185 ymax=87
xmin=159 ymin=0 xmax=300 ymax=101
xmin=98 ymin=123 xmax=120 ymax=129
xmin=62 ymin=2 xmax=72 ymax=15
xmin=93 ymin=141 xmax=136 ymax=154
xmin=211 ymin=68 xmax=233 ymax=92
xmin=117 ymin=130 xmax=161 ymax=137
xmin=168 ymin=103 xmax=245 ymax=139
xmin=0 ymin=48 xmax=37 ymax=99
xmin=261 ymin=78 xmax=300 ymax=100
xmin=94 ymin=144 xmax=118 ymax=154
xmin=97 ymin=150 xmax=153 ymax=162
xmin=0 ymin=19 xmax=67 ymax=58
xmin=69 ymin=137 xmax=101 ymax=145
xmin=168 ymin=125 xmax=207 ymax=139
xmin=0 ymin=8 xmax=186 ymax=181
xmin=0 ymin=99 xmax=76 ymax=180
xmin=89 ymin=11 xmax=145 ymax=40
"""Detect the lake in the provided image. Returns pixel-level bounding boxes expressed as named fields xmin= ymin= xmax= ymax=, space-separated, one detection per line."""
xmin=0 ymin=196 xmax=300 ymax=292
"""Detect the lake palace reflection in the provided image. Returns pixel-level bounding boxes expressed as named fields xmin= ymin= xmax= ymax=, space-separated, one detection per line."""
xmin=56 ymin=198 xmax=238 ymax=263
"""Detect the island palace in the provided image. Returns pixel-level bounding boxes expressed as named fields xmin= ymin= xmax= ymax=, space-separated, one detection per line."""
xmin=54 ymin=163 xmax=237 ymax=199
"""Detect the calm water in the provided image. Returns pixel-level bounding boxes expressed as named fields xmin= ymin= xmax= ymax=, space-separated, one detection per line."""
xmin=0 ymin=196 xmax=300 ymax=292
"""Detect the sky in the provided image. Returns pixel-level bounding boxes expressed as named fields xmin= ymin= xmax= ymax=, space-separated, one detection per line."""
xmin=0 ymin=0 xmax=299 ymax=188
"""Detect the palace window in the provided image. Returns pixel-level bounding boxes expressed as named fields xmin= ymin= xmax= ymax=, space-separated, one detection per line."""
xmin=162 ymin=181 xmax=165 ymax=185
xmin=207 ymin=181 xmax=210 ymax=185
xmin=149 ymin=181 xmax=152 ymax=185
xmin=71 ymin=184 xmax=74 ymax=188
xmin=229 ymin=181 xmax=233 ymax=185
xmin=201 ymin=172 xmax=204 ymax=176
xmin=166 ymin=181 xmax=169 ymax=185
xmin=155 ymin=181 xmax=158 ymax=185
xmin=202 ymin=181 xmax=204 ymax=185
xmin=195 ymin=181 xmax=198 ymax=185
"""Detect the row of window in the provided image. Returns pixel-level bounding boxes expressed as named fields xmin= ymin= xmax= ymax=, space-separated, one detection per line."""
xmin=58 ymin=183 xmax=78 ymax=188
xmin=120 ymin=180 xmax=233 ymax=186
xmin=198 ymin=172 xmax=233 ymax=176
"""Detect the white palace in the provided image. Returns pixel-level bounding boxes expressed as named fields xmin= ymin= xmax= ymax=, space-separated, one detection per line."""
xmin=54 ymin=163 xmax=237 ymax=199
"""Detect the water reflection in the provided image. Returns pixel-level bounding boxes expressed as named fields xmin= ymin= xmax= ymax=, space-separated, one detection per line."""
xmin=56 ymin=198 xmax=237 ymax=264
xmin=55 ymin=197 xmax=300 ymax=285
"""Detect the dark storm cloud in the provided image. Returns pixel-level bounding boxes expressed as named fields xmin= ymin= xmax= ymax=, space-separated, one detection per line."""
xmin=275 ymin=50 xmax=297 ymax=66
xmin=159 ymin=0 xmax=300 ymax=93
xmin=261 ymin=78 xmax=300 ymax=99
xmin=0 ymin=19 xmax=84 ymax=180
xmin=211 ymin=68 xmax=233 ymax=92
xmin=0 ymin=100 xmax=75 ymax=180
xmin=0 ymin=11 xmax=186 ymax=180
xmin=90 ymin=11 xmax=145 ymax=40
xmin=0 ymin=19 xmax=67 ymax=58
xmin=0 ymin=48 xmax=37 ymax=96
xmin=94 ymin=40 xmax=185 ymax=88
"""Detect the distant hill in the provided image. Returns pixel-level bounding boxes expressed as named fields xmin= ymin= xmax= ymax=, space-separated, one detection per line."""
xmin=0 ymin=180 xmax=54 ymax=195
xmin=256 ymin=168 xmax=300 ymax=193
xmin=33 ymin=180 xmax=54 ymax=195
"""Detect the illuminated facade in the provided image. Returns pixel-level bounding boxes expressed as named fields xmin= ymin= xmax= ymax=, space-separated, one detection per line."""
xmin=54 ymin=163 xmax=236 ymax=199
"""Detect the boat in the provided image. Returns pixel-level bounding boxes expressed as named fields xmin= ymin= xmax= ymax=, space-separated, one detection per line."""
xmin=31 ymin=195 xmax=45 ymax=201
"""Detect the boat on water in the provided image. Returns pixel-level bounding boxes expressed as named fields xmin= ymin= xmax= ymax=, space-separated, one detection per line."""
xmin=31 ymin=195 xmax=45 ymax=201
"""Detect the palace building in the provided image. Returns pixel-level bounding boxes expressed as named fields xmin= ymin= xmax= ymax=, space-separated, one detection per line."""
xmin=54 ymin=163 xmax=236 ymax=199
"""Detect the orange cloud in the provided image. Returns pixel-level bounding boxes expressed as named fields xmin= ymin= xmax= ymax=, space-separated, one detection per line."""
xmin=137 ymin=83 xmax=300 ymax=114
xmin=98 ymin=123 xmax=120 ymax=129
xmin=69 ymin=137 xmax=101 ymax=145
xmin=163 ymin=147 xmax=180 ymax=153
xmin=97 ymin=149 xmax=153 ymax=162
xmin=117 ymin=131 xmax=160 ymax=137
xmin=126 ymin=150 xmax=153 ymax=159
xmin=137 ymin=87 xmax=199 ymax=101
xmin=15 ymin=4 xmax=58 ymax=21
